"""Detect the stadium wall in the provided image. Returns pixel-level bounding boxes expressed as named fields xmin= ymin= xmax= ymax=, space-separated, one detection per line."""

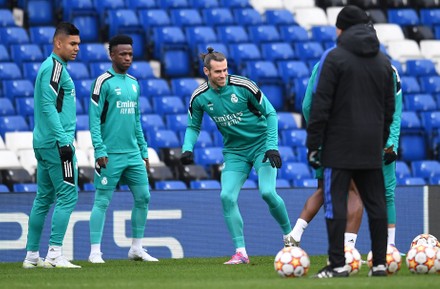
xmin=0 ymin=186 xmax=429 ymax=262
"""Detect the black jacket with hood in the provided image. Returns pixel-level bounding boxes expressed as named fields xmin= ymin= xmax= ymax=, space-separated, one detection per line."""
xmin=306 ymin=23 xmax=395 ymax=169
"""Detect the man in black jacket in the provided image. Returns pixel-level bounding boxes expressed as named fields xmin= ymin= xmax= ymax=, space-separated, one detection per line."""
xmin=306 ymin=5 xmax=395 ymax=278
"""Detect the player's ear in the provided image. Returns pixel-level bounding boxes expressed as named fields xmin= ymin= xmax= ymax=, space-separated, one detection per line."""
xmin=203 ymin=66 xmax=209 ymax=77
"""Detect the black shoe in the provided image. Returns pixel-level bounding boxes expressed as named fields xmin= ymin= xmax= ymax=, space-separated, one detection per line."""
xmin=313 ymin=265 xmax=349 ymax=278
xmin=369 ymin=265 xmax=387 ymax=277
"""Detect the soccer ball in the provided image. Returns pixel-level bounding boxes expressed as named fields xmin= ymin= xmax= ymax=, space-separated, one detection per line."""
xmin=435 ymin=248 xmax=440 ymax=273
xmin=406 ymin=244 xmax=438 ymax=274
xmin=366 ymin=245 xmax=402 ymax=275
xmin=344 ymin=246 xmax=362 ymax=275
xmin=410 ymin=233 xmax=440 ymax=249
xmin=274 ymin=247 xmax=310 ymax=278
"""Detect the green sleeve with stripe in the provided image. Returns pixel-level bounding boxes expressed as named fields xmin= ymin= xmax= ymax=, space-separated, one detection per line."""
xmin=89 ymin=79 xmax=108 ymax=159
xmin=386 ymin=67 xmax=403 ymax=152
xmin=302 ymin=62 xmax=320 ymax=125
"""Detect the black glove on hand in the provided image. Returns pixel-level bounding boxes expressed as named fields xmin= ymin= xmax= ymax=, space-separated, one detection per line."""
xmin=180 ymin=151 xmax=194 ymax=165
xmin=307 ymin=150 xmax=321 ymax=169
xmin=58 ymin=144 xmax=74 ymax=185
xmin=383 ymin=151 xmax=397 ymax=165
xmin=263 ymin=150 xmax=282 ymax=168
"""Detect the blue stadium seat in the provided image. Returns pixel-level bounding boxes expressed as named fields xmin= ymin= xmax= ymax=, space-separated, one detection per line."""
xmin=395 ymin=161 xmax=412 ymax=180
xmin=2 ymin=80 xmax=34 ymax=100
xmin=292 ymin=76 xmax=310 ymax=111
xmin=419 ymin=76 xmax=440 ymax=94
xmin=29 ymin=26 xmax=55 ymax=45
xmin=261 ymin=42 xmax=295 ymax=62
xmin=248 ymin=25 xmax=281 ymax=44
xmin=170 ymin=9 xmax=203 ymax=26
xmin=155 ymin=180 xmax=187 ymax=190
xmin=10 ymin=44 xmax=44 ymax=65
xmin=0 ymin=98 xmax=15 ymax=116
xmin=277 ymin=60 xmax=310 ymax=84
xmin=292 ymin=178 xmax=318 ymax=188
xmin=0 ymin=115 xmax=29 ymax=137
xmin=192 ymin=130 xmax=214 ymax=148
xmin=83 ymin=183 xmax=95 ymax=191
xmin=190 ymin=179 xmax=221 ymax=189
xmin=75 ymin=79 xmax=94 ymax=100
xmin=400 ymin=76 xmax=421 ymax=94
xmin=295 ymin=146 xmax=307 ymax=163
xmin=279 ymin=25 xmax=309 ymax=43
xmin=242 ymin=179 xmax=257 ymax=189
xmin=170 ymin=78 xmax=200 ymax=99
xmin=107 ymin=9 xmax=141 ymax=37
xmin=279 ymin=162 xmax=312 ymax=182
xmin=0 ymin=184 xmax=10 ymax=193
xmin=311 ymin=25 xmax=337 ymax=43
xmin=411 ymin=160 xmax=440 ymax=181
xmin=278 ymin=146 xmax=296 ymax=163
xmin=66 ymin=62 xmax=90 ymax=80
xmin=429 ymin=175 xmax=440 ymax=185
xmin=277 ymin=112 xmax=298 ymax=131
xmin=219 ymin=0 xmax=250 ymax=8
xmin=185 ymin=26 xmax=218 ymax=55
xmin=140 ymin=114 xmax=166 ymax=132
xmin=211 ymin=130 xmax=222 ymax=147
xmin=391 ymin=60 xmax=404 ymax=76
xmin=126 ymin=0 xmax=157 ymax=10
xmin=76 ymin=114 xmax=89 ymax=131
xmin=152 ymin=26 xmax=187 ymax=59
xmin=400 ymin=111 xmax=422 ymax=133
xmin=22 ymin=62 xmax=41 ymax=83
xmin=387 ymin=8 xmax=419 ymax=26
xmin=61 ymin=0 xmax=96 ymax=20
xmin=125 ymin=32 xmax=147 ymax=60
xmin=399 ymin=134 xmax=427 ymax=161
xmin=216 ymin=26 xmax=249 ymax=44
xmin=264 ymin=9 xmax=296 ymax=27
xmin=147 ymin=129 xmax=180 ymax=149
xmin=162 ymin=49 xmax=191 ymax=78
xmin=128 ymin=61 xmax=155 ymax=79
xmin=0 ymin=44 xmax=9 ymax=61
xmin=138 ymin=9 xmax=171 ymax=36
xmin=201 ymin=8 xmax=235 ymax=27
xmin=152 ymin=96 xmax=186 ymax=114
xmin=202 ymin=114 xmax=218 ymax=131
xmin=276 ymin=179 xmax=291 ymax=188
xmin=138 ymin=96 xmax=153 ymax=114
xmin=280 ymin=129 xmax=307 ymax=147
xmin=158 ymin=0 xmax=189 ymax=9
xmin=295 ymin=41 xmax=324 ymax=61
xmin=139 ymin=78 xmax=171 ymax=97
xmin=233 ymin=8 xmax=263 ymax=27
xmin=193 ymin=146 xmax=223 ymax=169
xmin=15 ymin=97 xmax=34 ymax=117
xmin=0 ymin=27 xmax=29 ymax=45
xmin=420 ymin=111 xmax=440 ymax=136
xmin=72 ymin=16 xmax=99 ymax=43
xmin=229 ymin=43 xmax=261 ymax=70
xmin=13 ymin=183 xmax=38 ymax=193
xmin=27 ymin=0 xmax=54 ymax=26
xmin=244 ymin=61 xmax=280 ymax=83
xmin=165 ymin=113 xmax=188 ymax=132
xmin=76 ymin=99 xmax=84 ymax=115
xmin=77 ymin=43 xmax=109 ymax=64
xmin=0 ymin=9 xmax=15 ymax=27
xmin=419 ymin=8 xmax=440 ymax=26
xmin=94 ymin=0 xmax=125 ymax=22
xmin=89 ymin=62 xmax=112 ymax=78
xmin=188 ymin=0 xmax=219 ymax=9
xmin=404 ymin=93 xmax=437 ymax=112
xmin=405 ymin=59 xmax=437 ymax=77
xmin=259 ymin=83 xmax=285 ymax=111
xmin=397 ymin=177 xmax=426 ymax=186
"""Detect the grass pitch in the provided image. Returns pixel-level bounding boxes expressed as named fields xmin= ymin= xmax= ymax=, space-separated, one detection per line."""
xmin=1 ymin=255 xmax=439 ymax=289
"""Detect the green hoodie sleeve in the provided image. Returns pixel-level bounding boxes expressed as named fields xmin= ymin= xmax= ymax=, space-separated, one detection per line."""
xmin=386 ymin=67 xmax=403 ymax=152
xmin=302 ymin=62 xmax=320 ymax=125
xmin=39 ymin=65 xmax=70 ymax=146
xmin=182 ymin=101 xmax=203 ymax=153
xmin=89 ymin=78 xmax=108 ymax=159
xmin=135 ymin=85 xmax=148 ymax=159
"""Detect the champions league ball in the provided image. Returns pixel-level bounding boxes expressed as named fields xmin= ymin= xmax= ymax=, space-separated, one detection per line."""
xmin=274 ymin=247 xmax=310 ymax=278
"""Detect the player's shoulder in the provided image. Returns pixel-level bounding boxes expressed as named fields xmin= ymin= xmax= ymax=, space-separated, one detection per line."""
xmin=190 ymin=81 xmax=209 ymax=99
xmin=229 ymin=74 xmax=260 ymax=95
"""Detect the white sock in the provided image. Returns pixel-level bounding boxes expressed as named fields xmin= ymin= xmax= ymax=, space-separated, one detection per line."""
xmin=344 ymin=233 xmax=357 ymax=248
xmin=90 ymin=244 xmax=101 ymax=254
xmin=46 ymin=245 xmax=62 ymax=259
xmin=236 ymin=247 xmax=247 ymax=257
xmin=26 ymin=251 xmax=39 ymax=260
xmin=132 ymin=238 xmax=142 ymax=250
xmin=291 ymin=218 xmax=308 ymax=242
xmin=388 ymin=227 xmax=396 ymax=246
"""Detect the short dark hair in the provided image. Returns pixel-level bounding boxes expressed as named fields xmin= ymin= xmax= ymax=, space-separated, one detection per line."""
xmin=108 ymin=34 xmax=133 ymax=53
xmin=53 ymin=22 xmax=80 ymax=39
xmin=200 ymin=47 xmax=226 ymax=69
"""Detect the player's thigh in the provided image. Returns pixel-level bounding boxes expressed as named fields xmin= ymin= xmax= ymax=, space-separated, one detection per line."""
xmin=94 ymin=154 xmax=124 ymax=190
xmin=121 ymin=152 xmax=148 ymax=186
xmin=34 ymin=149 xmax=56 ymax=202
xmin=222 ymin=152 xmax=252 ymax=175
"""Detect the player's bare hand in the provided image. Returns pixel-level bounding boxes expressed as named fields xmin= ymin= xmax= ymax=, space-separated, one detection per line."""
xmin=96 ymin=157 xmax=108 ymax=169
xmin=143 ymin=158 xmax=150 ymax=170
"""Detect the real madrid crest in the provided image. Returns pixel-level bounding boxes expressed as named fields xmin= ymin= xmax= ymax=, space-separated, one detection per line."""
xmin=231 ymin=94 xmax=238 ymax=103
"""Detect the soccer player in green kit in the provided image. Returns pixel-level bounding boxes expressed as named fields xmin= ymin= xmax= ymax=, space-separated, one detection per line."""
xmin=88 ymin=35 xmax=158 ymax=263
xmin=180 ymin=47 xmax=293 ymax=265
xmin=22 ymin=22 xmax=81 ymax=269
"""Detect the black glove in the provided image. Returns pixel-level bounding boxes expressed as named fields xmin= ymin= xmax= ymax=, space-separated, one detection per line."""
xmin=383 ymin=151 xmax=397 ymax=165
xmin=180 ymin=151 xmax=194 ymax=165
xmin=263 ymin=150 xmax=282 ymax=168
xmin=58 ymin=144 xmax=74 ymax=185
xmin=307 ymin=149 xmax=321 ymax=169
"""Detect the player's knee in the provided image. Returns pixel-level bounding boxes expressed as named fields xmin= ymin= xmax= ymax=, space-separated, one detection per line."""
xmin=134 ymin=192 xmax=150 ymax=208
xmin=220 ymin=191 xmax=237 ymax=209
xmin=260 ymin=189 xmax=277 ymax=204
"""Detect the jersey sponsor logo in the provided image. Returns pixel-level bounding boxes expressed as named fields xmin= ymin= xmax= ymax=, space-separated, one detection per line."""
xmin=207 ymin=102 xmax=214 ymax=111
xmin=231 ymin=94 xmax=238 ymax=103
xmin=116 ymin=100 xmax=137 ymax=115
xmin=212 ymin=112 xmax=243 ymax=127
